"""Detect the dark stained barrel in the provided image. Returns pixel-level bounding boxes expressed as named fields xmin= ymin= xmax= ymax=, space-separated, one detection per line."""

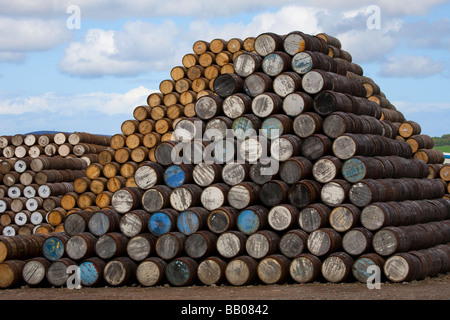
xmin=288 ymin=180 xmax=322 ymax=208
xmin=185 ymin=230 xmax=217 ymax=260
xmin=279 ymin=157 xmax=313 ymax=184
xmin=207 ymin=207 xmax=239 ymax=234
xmin=64 ymin=210 xmax=93 ymax=236
xmin=298 ymin=203 xmax=331 ymax=232
xmin=243 ymin=72 xmax=273 ymax=98
xmin=259 ymin=180 xmax=289 ymax=207
xmin=141 ymin=185 xmax=171 ymax=213
xmin=165 ymin=257 xmax=198 ymax=287
xmin=279 ymin=229 xmax=309 ymax=258
xmin=155 ymin=232 xmax=186 ymax=260
xmin=301 ymin=134 xmax=332 ymax=161
xmin=95 ymin=232 xmax=129 ymax=260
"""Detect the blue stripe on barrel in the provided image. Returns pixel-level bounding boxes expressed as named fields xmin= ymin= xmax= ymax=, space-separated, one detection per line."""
xmin=342 ymin=158 xmax=366 ymax=183
xmin=42 ymin=237 xmax=65 ymax=261
xmin=177 ymin=210 xmax=200 ymax=236
xmin=237 ymin=209 xmax=261 ymax=235
xmin=149 ymin=211 xmax=174 ymax=236
xmin=352 ymin=257 xmax=378 ymax=283
xmin=164 ymin=165 xmax=187 ymax=188
xmin=79 ymin=261 xmax=101 ymax=286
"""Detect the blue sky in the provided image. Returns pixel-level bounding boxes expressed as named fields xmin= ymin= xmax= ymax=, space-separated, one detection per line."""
xmin=1 ymin=0 xmax=450 ymax=137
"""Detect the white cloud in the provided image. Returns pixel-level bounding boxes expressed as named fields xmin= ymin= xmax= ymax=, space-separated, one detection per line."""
xmin=59 ymin=20 xmax=181 ymax=77
xmin=379 ymin=55 xmax=444 ymax=78
xmin=0 ymin=86 xmax=154 ymax=116
xmin=0 ymin=17 xmax=71 ymax=52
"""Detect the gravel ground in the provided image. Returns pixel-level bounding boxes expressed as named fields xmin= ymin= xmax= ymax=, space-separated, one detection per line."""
xmin=1 ymin=273 xmax=449 ymax=300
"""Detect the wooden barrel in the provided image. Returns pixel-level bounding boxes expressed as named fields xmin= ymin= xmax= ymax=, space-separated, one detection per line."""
xmin=268 ymin=204 xmax=299 ymax=231
xmin=259 ymin=180 xmax=289 ymax=207
xmin=163 ymin=164 xmax=193 ymax=189
xmin=46 ymin=258 xmax=77 ymax=287
xmin=169 ymin=184 xmax=202 ymax=211
xmin=77 ymin=257 xmax=106 ymax=287
xmin=148 ymin=208 xmax=180 ymax=236
xmin=65 ymin=232 xmax=97 ymax=261
xmin=307 ymin=228 xmax=342 ymax=256
xmin=176 ymin=207 xmax=210 ymax=236
xmin=223 ymin=93 xmax=252 ymax=120
xmin=42 ymin=232 xmax=71 ymax=261
xmin=197 ymin=256 xmax=227 ymax=285
xmin=257 ymin=254 xmax=290 ymax=285
xmin=414 ymin=148 xmax=445 ymax=164
xmin=243 ymin=72 xmax=272 ymax=98
xmin=279 ymin=157 xmax=313 ymax=184
xmin=87 ymin=209 xmax=120 ymax=237
xmin=301 ymin=134 xmax=332 ymax=161
xmin=236 ymin=205 xmax=268 ymax=235
xmin=251 ymin=92 xmax=283 ymax=118
xmin=213 ymin=73 xmax=244 ymax=98
xmin=348 ymin=179 xmax=381 ymax=208
xmin=342 ymin=156 xmax=383 ymax=183
xmin=111 ymin=187 xmax=144 ymax=214
xmin=329 ymin=204 xmax=361 ymax=232
xmin=0 ymin=260 xmax=26 ymax=288
xmin=216 ymin=230 xmax=247 ymax=259
xmin=227 ymin=182 xmax=260 ymax=210
xmin=406 ymin=135 xmax=434 ymax=154
xmin=185 ymin=230 xmax=217 ymax=259
xmin=342 ymin=227 xmax=373 ymax=256
xmin=222 ymin=162 xmax=250 ymax=186
xmin=289 ymin=253 xmax=322 ymax=283
xmin=320 ymin=179 xmax=351 ymax=207
xmin=126 ymin=233 xmax=157 ymax=262
xmin=248 ymin=161 xmax=278 ymax=186
xmin=279 ymin=229 xmax=309 ymax=258
xmin=292 ymin=112 xmax=323 ymax=139
xmin=351 ymin=253 xmax=385 ymax=284
xmin=103 ymin=257 xmax=137 ymax=286
xmin=233 ymin=52 xmax=262 ymax=77
xmin=298 ymin=203 xmax=331 ymax=232
xmin=194 ymin=94 xmax=223 ymax=120
xmin=22 ymin=257 xmax=51 ymax=286
xmin=63 ymin=210 xmax=92 ymax=236
xmin=372 ymin=226 xmax=410 ymax=256
xmin=321 ymin=252 xmax=354 ymax=283
xmin=312 ymin=156 xmax=342 ymax=183
xmin=119 ymin=210 xmax=151 ymax=238
xmin=141 ymin=185 xmax=171 ymax=213
xmin=200 ymin=183 xmax=229 ymax=211
xmin=207 ymin=207 xmax=239 ymax=234
xmin=155 ymin=231 xmax=186 ymax=260
xmin=383 ymin=252 xmax=423 ymax=282
xmin=165 ymin=256 xmax=198 ymax=286
xmin=399 ymin=121 xmax=421 ymax=138
xmin=95 ymin=232 xmax=129 ymax=260
xmin=288 ymin=179 xmax=322 ymax=208
xmin=135 ymin=257 xmax=167 ymax=286
xmin=262 ymin=51 xmax=291 ymax=77
xmin=283 ymin=31 xmax=327 ymax=55
xmin=313 ymin=90 xmax=354 ymax=116
xmin=134 ymin=162 xmax=164 ymax=190
xmin=254 ymin=32 xmax=284 ymax=56
xmin=193 ymin=163 xmax=222 ymax=187
xmin=225 ymin=255 xmax=258 ymax=286
xmin=270 ymin=135 xmax=302 ymax=162
xmin=262 ymin=114 xmax=293 ymax=140
xmin=283 ymin=92 xmax=314 ymax=118
xmin=245 ymin=230 xmax=279 ymax=259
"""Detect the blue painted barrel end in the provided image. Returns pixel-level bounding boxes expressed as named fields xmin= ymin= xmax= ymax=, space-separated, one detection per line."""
xmin=342 ymin=158 xmax=366 ymax=183
xmin=79 ymin=261 xmax=101 ymax=286
xmin=177 ymin=210 xmax=200 ymax=236
xmin=237 ymin=209 xmax=260 ymax=235
xmin=164 ymin=165 xmax=186 ymax=188
xmin=42 ymin=237 xmax=65 ymax=261
xmin=149 ymin=212 xmax=173 ymax=236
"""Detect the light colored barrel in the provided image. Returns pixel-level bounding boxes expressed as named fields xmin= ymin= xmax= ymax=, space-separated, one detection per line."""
xmin=136 ymin=257 xmax=167 ymax=286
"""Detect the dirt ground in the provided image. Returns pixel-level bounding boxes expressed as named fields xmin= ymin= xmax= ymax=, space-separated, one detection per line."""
xmin=1 ymin=273 xmax=449 ymax=300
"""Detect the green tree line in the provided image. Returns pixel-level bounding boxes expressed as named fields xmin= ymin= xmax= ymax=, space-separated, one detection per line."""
xmin=432 ymin=134 xmax=450 ymax=146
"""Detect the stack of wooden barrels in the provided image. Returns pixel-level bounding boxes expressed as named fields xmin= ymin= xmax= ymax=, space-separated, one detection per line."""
xmin=0 ymin=30 xmax=449 ymax=289
xmin=0 ymin=132 xmax=112 ymax=236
